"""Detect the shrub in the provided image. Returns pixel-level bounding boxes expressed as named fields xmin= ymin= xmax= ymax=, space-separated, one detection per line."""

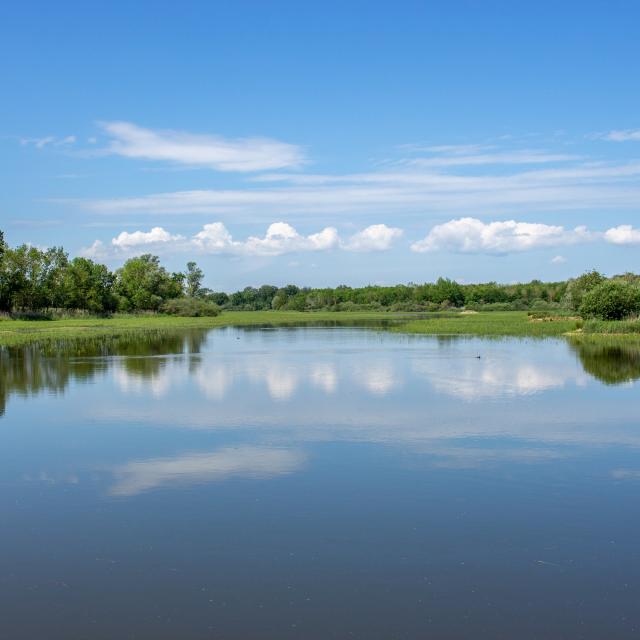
xmin=160 ymin=298 xmax=220 ymax=317
xmin=579 ymin=280 xmax=640 ymax=320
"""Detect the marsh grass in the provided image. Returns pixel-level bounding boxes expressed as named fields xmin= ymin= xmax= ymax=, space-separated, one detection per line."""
xmin=582 ymin=318 xmax=640 ymax=334
xmin=392 ymin=311 xmax=579 ymax=337
xmin=0 ymin=310 xmax=615 ymax=348
xmin=0 ymin=311 xmax=409 ymax=347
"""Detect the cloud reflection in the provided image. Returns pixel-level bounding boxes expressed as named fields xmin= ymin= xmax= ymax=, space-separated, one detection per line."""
xmin=309 ymin=362 xmax=338 ymax=394
xmin=109 ymin=446 xmax=306 ymax=496
xmin=353 ymin=361 xmax=399 ymax=396
xmin=413 ymin=355 xmax=587 ymax=400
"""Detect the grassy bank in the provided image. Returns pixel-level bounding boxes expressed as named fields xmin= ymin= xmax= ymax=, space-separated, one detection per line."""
xmin=0 ymin=311 xmax=405 ymax=347
xmin=0 ymin=310 xmax=585 ymax=347
xmin=392 ymin=311 xmax=579 ymax=337
xmin=582 ymin=318 xmax=640 ymax=335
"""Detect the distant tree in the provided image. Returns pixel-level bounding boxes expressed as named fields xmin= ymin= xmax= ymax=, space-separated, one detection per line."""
xmin=185 ymin=261 xmax=204 ymax=298
xmin=287 ymin=291 xmax=308 ymax=311
xmin=431 ymin=277 xmax=465 ymax=307
xmin=271 ymin=292 xmax=287 ymax=309
xmin=204 ymin=291 xmax=230 ymax=306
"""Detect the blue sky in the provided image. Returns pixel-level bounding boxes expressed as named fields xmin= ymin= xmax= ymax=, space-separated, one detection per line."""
xmin=1 ymin=1 xmax=640 ymax=290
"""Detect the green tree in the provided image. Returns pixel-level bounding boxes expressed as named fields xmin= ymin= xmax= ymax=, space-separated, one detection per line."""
xmin=580 ymin=280 xmax=640 ymax=320
xmin=115 ymin=254 xmax=183 ymax=311
xmin=563 ymin=270 xmax=605 ymax=311
xmin=63 ymin=257 xmax=116 ymax=313
xmin=185 ymin=261 xmax=204 ymax=297
xmin=431 ymin=277 xmax=465 ymax=307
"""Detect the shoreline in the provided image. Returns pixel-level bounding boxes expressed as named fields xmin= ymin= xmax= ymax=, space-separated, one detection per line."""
xmin=2 ymin=310 xmax=638 ymax=348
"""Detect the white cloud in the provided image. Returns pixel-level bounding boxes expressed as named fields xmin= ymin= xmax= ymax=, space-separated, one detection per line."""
xmin=193 ymin=221 xmax=339 ymax=256
xmin=81 ymin=159 xmax=640 ymax=218
xmin=192 ymin=222 xmax=235 ymax=252
xmin=83 ymin=221 xmax=401 ymax=258
xmin=79 ymin=239 xmax=107 ymax=259
xmin=20 ymin=135 xmax=76 ymax=148
xmin=99 ymin=121 xmax=304 ymax=172
xmin=401 ymin=143 xmax=493 ymax=155
xmin=411 ymin=217 xmax=592 ymax=255
xmin=604 ymin=224 xmax=640 ymax=246
xmin=342 ymin=224 xmax=403 ymax=251
xmin=406 ymin=151 xmax=579 ymax=168
xmin=603 ymin=129 xmax=640 ymax=142
xmin=243 ymin=222 xmax=339 ymax=256
xmin=111 ymin=226 xmax=184 ymax=249
xmin=550 ymin=255 xmax=567 ymax=264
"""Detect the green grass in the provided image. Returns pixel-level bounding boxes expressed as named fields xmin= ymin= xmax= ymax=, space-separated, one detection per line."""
xmin=0 ymin=310 xmax=586 ymax=347
xmin=582 ymin=318 xmax=640 ymax=334
xmin=392 ymin=311 xmax=579 ymax=337
xmin=0 ymin=311 xmax=403 ymax=347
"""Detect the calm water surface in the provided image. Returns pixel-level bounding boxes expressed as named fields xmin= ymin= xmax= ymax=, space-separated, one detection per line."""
xmin=1 ymin=326 xmax=640 ymax=639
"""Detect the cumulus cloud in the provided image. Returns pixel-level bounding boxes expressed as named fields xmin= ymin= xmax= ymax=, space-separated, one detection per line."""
xmin=82 ymin=221 xmax=405 ymax=258
xmin=342 ymin=224 xmax=403 ymax=251
xmin=604 ymin=224 xmax=640 ymax=246
xmin=99 ymin=121 xmax=304 ymax=172
xmin=411 ymin=217 xmax=592 ymax=255
xmin=603 ymin=129 xmax=640 ymax=142
xmin=192 ymin=222 xmax=235 ymax=252
xmin=111 ymin=226 xmax=184 ymax=249
xmin=79 ymin=239 xmax=107 ymax=259
xmin=193 ymin=222 xmax=339 ymax=256
xmin=243 ymin=222 xmax=339 ymax=256
xmin=550 ymin=255 xmax=567 ymax=264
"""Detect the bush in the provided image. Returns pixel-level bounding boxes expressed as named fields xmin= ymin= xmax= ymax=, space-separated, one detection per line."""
xmin=160 ymin=298 xmax=220 ymax=317
xmin=580 ymin=280 xmax=640 ymax=320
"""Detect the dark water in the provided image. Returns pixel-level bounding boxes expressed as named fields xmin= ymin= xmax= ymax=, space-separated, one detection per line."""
xmin=1 ymin=327 xmax=640 ymax=639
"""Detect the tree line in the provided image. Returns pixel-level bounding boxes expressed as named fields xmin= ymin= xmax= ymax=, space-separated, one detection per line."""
xmin=0 ymin=231 xmax=215 ymax=316
xmin=1 ymin=230 xmax=639 ymax=320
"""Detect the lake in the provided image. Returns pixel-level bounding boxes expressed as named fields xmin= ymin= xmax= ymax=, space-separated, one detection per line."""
xmin=1 ymin=326 xmax=640 ymax=639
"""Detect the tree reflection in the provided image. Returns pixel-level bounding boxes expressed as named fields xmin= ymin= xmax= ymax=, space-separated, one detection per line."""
xmin=570 ymin=339 xmax=640 ymax=385
xmin=0 ymin=330 xmax=209 ymax=416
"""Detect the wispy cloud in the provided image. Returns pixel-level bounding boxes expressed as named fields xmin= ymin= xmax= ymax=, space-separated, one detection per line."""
xmin=411 ymin=217 xmax=593 ymax=255
xmin=403 ymin=150 xmax=580 ymax=168
xmin=99 ymin=121 xmax=305 ymax=172
xmin=20 ymin=135 xmax=76 ymax=149
xmin=78 ymin=159 xmax=640 ymax=218
xmin=602 ymin=129 xmax=640 ymax=142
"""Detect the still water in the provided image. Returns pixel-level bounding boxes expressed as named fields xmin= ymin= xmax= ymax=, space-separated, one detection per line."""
xmin=1 ymin=326 xmax=640 ymax=639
